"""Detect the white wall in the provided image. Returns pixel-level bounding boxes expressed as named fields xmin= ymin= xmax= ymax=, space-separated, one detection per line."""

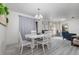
xmin=62 ymin=19 xmax=79 ymax=35
xmin=6 ymin=11 xmax=19 ymax=45
xmin=0 ymin=25 xmax=6 ymax=54
xmin=6 ymin=11 xmax=35 ymax=45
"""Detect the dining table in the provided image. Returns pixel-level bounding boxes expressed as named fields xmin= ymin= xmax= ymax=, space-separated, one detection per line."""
xmin=25 ymin=34 xmax=45 ymax=48
xmin=25 ymin=34 xmax=45 ymax=39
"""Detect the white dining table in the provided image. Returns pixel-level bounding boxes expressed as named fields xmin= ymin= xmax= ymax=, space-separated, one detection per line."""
xmin=25 ymin=34 xmax=45 ymax=39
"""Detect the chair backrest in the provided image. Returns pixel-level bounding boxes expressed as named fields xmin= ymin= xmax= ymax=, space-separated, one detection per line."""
xmin=42 ymin=31 xmax=52 ymax=43
xmin=19 ymin=32 xmax=23 ymax=45
xmin=45 ymin=31 xmax=52 ymax=37
xmin=43 ymin=34 xmax=50 ymax=42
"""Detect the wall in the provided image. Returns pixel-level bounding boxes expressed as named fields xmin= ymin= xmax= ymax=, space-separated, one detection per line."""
xmin=0 ymin=24 xmax=6 ymax=54
xmin=6 ymin=11 xmax=35 ymax=45
xmin=6 ymin=11 xmax=19 ymax=45
xmin=62 ymin=19 xmax=79 ymax=35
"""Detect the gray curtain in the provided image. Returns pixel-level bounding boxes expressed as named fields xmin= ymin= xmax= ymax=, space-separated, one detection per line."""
xmin=19 ymin=15 xmax=36 ymax=40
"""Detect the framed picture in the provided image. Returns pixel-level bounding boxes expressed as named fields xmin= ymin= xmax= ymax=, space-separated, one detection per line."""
xmin=0 ymin=15 xmax=7 ymax=27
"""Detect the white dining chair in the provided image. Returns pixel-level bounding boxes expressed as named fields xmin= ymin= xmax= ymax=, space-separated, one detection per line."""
xmin=36 ymin=34 xmax=51 ymax=54
xmin=18 ymin=32 xmax=35 ymax=54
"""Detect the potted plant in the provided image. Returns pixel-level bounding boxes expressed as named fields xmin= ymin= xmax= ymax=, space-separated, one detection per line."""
xmin=0 ymin=3 xmax=9 ymax=26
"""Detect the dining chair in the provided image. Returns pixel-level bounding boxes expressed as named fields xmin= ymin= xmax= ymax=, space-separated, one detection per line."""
xmin=44 ymin=31 xmax=52 ymax=42
xmin=36 ymin=33 xmax=51 ymax=54
xmin=18 ymin=32 xmax=35 ymax=54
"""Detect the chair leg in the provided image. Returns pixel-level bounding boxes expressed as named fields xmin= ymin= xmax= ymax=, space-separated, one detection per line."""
xmin=20 ymin=46 xmax=23 ymax=54
xmin=47 ymin=43 xmax=49 ymax=50
xmin=42 ymin=44 xmax=45 ymax=54
xmin=36 ymin=43 xmax=39 ymax=55
xmin=31 ymin=48 xmax=33 ymax=55
xmin=31 ymin=44 xmax=34 ymax=55
xmin=37 ymin=44 xmax=38 ymax=49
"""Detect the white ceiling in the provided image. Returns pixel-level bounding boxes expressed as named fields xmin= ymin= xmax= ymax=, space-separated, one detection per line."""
xmin=6 ymin=3 xmax=79 ymax=19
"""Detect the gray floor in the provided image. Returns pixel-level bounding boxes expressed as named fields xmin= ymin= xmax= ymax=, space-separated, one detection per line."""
xmin=5 ymin=37 xmax=79 ymax=55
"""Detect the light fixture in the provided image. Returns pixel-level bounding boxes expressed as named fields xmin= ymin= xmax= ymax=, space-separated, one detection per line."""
xmin=64 ymin=24 xmax=68 ymax=28
xmin=35 ymin=8 xmax=43 ymax=20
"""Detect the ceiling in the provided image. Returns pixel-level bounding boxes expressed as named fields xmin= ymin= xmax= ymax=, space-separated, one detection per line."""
xmin=6 ymin=3 xmax=79 ymax=20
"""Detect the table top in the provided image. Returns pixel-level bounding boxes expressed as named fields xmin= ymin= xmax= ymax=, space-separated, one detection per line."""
xmin=25 ymin=34 xmax=45 ymax=39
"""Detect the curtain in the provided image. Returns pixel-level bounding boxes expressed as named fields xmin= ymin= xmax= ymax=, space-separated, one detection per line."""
xmin=19 ymin=15 xmax=36 ymax=40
